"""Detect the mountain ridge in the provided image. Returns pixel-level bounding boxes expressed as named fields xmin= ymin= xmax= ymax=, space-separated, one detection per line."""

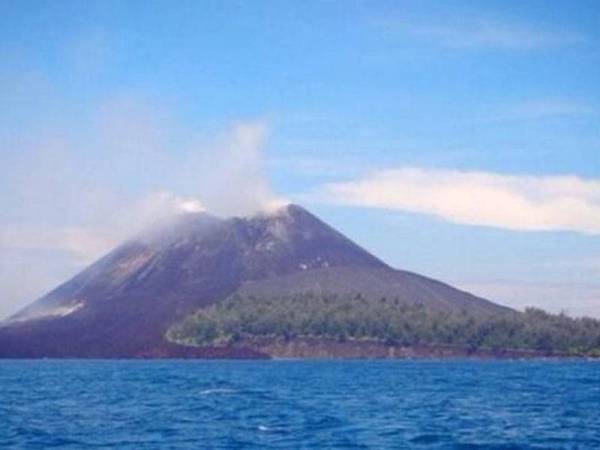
xmin=0 ymin=204 xmax=509 ymax=358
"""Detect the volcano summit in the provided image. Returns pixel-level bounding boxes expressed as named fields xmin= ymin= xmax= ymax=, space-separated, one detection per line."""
xmin=0 ymin=204 xmax=508 ymax=358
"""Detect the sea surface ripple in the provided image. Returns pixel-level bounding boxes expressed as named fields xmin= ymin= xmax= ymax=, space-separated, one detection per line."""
xmin=1 ymin=359 xmax=599 ymax=449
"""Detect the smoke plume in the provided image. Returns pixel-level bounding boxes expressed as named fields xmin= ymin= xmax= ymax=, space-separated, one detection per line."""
xmin=0 ymin=96 xmax=284 ymax=318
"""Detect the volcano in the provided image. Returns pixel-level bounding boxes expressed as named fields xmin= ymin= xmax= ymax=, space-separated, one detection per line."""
xmin=0 ymin=204 xmax=508 ymax=358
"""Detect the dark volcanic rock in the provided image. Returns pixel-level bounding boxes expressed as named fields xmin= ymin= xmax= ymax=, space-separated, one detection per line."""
xmin=0 ymin=204 xmax=508 ymax=358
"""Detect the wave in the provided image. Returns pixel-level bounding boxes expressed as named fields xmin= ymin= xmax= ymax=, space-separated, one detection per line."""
xmin=199 ymin=388 xmax=237 ymax=396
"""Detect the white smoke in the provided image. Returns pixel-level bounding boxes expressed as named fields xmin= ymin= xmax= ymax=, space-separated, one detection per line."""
xmin=135 ymin=192 xmax=205 ymax=222
xmin=0 ymin=96 xmax=285 ymax=318
xmin=186 ymin=120 xmax=288 ymax=217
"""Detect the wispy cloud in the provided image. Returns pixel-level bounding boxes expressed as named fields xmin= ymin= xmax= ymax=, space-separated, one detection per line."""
xmin=380 ymin=15 xmax=586 ymax=50
xmin=322 ymin=168 xmax=600 ymax=235
xmin=66 ymin=28 xmax=113 ymax=76
xmin=465 ymin=97 xmax=596 ymax=125
xmin=509 ymin=98 xmax=595 ymax=119
xmin=0 ymin=192 xmax=205 ymax=264
xmin=458 ymin=279 xmax=600 ymax=318
xmin=0 ymin=226 xmax=117 ymax=264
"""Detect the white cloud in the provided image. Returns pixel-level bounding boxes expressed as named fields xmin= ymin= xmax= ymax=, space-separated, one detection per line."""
xmin=380 ymin=15 xmax=585 ymax=50
xmin=323 ymin=168 xmax=600 ymax=234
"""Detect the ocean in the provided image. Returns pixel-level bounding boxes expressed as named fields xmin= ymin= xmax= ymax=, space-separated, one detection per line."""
xmin=1 ymin=359 xmax=599 ymax=449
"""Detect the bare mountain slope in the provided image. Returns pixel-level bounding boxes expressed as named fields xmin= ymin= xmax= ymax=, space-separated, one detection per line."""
xmin=0 ymin=204 xmax=509 ymax=358
xmin=236 ymin=266 xmax=508 ymax=315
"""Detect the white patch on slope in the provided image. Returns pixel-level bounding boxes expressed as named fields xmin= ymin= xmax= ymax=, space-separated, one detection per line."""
xmin=6 ymin=300 xmax=84 ymax=324
xmin=111 ymin=250 xmax=155 ymax=282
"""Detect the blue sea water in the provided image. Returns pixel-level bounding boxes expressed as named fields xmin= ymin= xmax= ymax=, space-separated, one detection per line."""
xmin=1 ymin=360 xmax=599 ymax=449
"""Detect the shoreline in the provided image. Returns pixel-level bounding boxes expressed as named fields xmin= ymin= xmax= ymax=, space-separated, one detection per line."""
xmin=165 ymin=336 xmax=595 ymax=360
xmin=1 ymin=337 xmax=596 ymax=360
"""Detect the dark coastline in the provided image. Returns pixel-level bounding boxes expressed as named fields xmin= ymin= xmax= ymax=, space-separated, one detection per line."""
xmin=158 ymin=337 xmax=591 ymax=360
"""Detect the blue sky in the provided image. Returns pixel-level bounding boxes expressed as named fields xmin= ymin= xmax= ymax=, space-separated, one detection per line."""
xmin=1 ymin=1 xmax=600 ymax=317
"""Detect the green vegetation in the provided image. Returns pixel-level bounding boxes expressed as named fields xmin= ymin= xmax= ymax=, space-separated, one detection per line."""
xmin=168 ymin=293 xmax=600 ymax=356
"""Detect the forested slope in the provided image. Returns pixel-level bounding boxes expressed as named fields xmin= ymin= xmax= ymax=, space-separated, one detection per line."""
xmin=168 ymin=293 xmax=600 ymax=356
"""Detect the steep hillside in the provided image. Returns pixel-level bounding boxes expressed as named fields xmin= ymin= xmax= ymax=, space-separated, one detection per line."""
xmin=0 ymin=204 xmax=508 ymax=358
